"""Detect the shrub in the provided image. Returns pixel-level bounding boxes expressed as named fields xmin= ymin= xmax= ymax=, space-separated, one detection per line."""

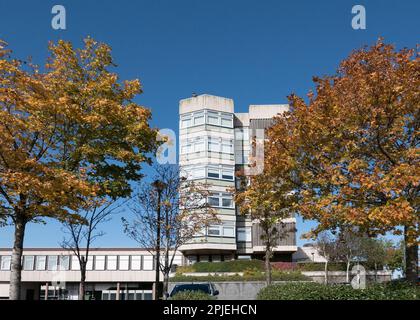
xmin=170 ymin=271 xmax=309 ymax=282
xmin=171 ymin=290 xmax=215 ymax=300
xmin=271 ymin=262 xmax=297 ymax=271
xmin=257 ymin=281 xmax=420 ymax=300
xmin=191 ymin=260 xmax=264 ymax=272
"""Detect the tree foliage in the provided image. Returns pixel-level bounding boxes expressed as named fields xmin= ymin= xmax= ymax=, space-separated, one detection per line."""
xmin=265 ymin=39 xmax=419 ymax=280
xmin=0 ymin=37 xmax=158 ymax=299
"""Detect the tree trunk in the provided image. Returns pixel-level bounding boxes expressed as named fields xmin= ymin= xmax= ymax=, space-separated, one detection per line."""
xmin=404 ymin=227 xmax=418 ymax=283
xmin=324 ymin=260 xmax=329 ymax=285
xmin=79 ymin=268 xmax=86 ymax=300
xmin=265 ymin=239 xmax=272 ymax=286
xmin=9 ymin=217 xmax=26 ymax=300
xmin=163 ymin=273 xmax=169 ymax=300
xmin=346 ymin=260 xmax=351 ymax=283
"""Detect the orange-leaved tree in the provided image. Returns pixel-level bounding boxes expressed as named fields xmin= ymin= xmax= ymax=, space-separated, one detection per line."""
xmin=234 ymin=170 xmax=296 ymax=285
xmin=266 ymin=40 xmax=419 ymax=282
xmin=0 ymin=38 xmax=158 ymax=299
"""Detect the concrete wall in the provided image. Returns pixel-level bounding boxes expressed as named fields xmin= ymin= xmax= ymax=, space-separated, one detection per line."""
xmin=169 ymin=270 xmax=392 ymax=300
xmin=302 ymin=271 xmax=392 ymax=283
xmin=168 ymin=281 xmax=278 ymax=300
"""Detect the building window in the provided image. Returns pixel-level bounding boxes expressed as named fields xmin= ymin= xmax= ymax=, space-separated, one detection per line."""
xmin=237 ymin=227 xmax=252 ymax=242
xmin=207 ymin=192 xmax=234 ymax=208
xmin=207 ymin=223 xmax=235 ymax=238
xmin=222 ymin=197 xmax=233 ymax=208
xmin=47 ymin=256 xmax=58 ymax=271
xmin=95 ymin=256 xmax=105 ymax=270
xmin=181 ymin=118 xmax=191 ymax=128
xmin=59 ymin=256 xmax=70 ymax=271
xmin=221 ymin=117 xmax=232 ymax=127
xmin=208 ymin=225 xmax=221 ymax=236
xmin=180 ymin=110 xmax=233 ymax=129
xmin=71 ymin=256 xmax=80 ymax=270
xmin=194 ymin=112 xmax=205 ymax=125
xmin=221 ymin=142 xmax=233 ymax=153
xmin=0 ymin=256 xmax=11 ymax=270
xmin=208 ymin=140 xmax=219 ymax=152
xmin=207 ymin=114 xmax=219 ymax=125
xmin=207 ymin=168 xmax=219 ymax=178
xmin=222 ymin=170 xmax=234 ymax=180
xmin=86 ymin=257 xmax=93 ymax=271
xmin=23 ymin=255 xmax=35 ymax=271
xmin=143 ymin=256 xmax=154 ymax=270
xmin=131 ymin=256 xmax=141 ymax=270
xmin=186 ymin=255 xmax=197 ymax=265
xmin=207 ymin=196 xmax=220 ymax=207
xmin=191 ymin=167 xmax=206 ymax=179
xmin=35 ymin=256 xmax=46 ymax=271
xmin=182 ymin=165 xmax=234 ymax=181
xmin=223 ymin=226 xmax=235 ymax=237
xmin=107 ymin=256 xmax=117 ymax=270
xmin=119 ymin=256 xmax=129 ymax=270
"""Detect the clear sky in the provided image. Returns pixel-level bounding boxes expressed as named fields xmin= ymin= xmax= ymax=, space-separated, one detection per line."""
xmin=0 ymin=0 xmax=419 ymax=248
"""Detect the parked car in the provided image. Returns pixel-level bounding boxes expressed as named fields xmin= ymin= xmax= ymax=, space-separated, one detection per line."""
xmin=168 ymin=283 xmax=219 ymax=298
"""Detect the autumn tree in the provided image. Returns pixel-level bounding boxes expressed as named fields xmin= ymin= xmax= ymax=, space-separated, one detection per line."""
xmin=123 ymin=165 xmax=217 ymax=299
xmin=0 ymin=38 xmax=157 ymax=299
xmin=266 ymin=40 xmax=419 ymax=282
xmin=235 ymin=172 xmax=296 ymax=285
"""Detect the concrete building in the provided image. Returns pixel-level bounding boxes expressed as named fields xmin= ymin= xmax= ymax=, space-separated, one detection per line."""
xmin=0 ymin=94 xmax=299 ymax=300
xmin=292 ymin=245 xmax=328 ymax=263
xmin=0 ymin=248 xmax=183 ymax=300
xmin=178 ymin=94 xmax=297 ymax=264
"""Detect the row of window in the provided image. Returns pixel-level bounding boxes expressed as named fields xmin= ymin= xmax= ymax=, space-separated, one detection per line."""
xmin=0 ymin=254 xmax=183 ymax=271
xmin=183 ymin=165 xmax=235 ymax=181
xmin=180 ymin=137 xmax=234 ymax=155
xmin=186 ymin=254 xmax=234 ymax=264
xmin=207 ymin=224 xmax=235 ymax=237
xmin=180 ymin=110 xmax=234 ymax=129
xmin=201 ymin=225 xmax=251 ymax=241
xmin=181 ymin=165 xmax=235 ymax=181
xmin=102 ymin=290 xmax=153 ymax=301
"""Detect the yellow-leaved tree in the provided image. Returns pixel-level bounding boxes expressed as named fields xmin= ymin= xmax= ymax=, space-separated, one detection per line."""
xmin=0 ymin=38 xmax=158 ymax=299
xmin=266 ymin=40 xmax=419 ymax=282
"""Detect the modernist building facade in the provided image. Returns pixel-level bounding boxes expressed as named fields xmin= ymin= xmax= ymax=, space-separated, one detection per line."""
xmin=0 ymin=94 xmax=298 ymax=300
xmin=0 ymin=248 xmax=183 ymax=300
xmin=178 ymin=94 xmax=297 ymax=264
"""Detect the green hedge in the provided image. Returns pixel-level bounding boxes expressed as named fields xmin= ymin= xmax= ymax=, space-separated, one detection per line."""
xmin=170 ymin=270 xmax=309 ymax=282
xmin=176 ymin=260 xmax=352 ymax=273
xmin=186 ymin=260 xmax=265 ymax=272
xmin=171 ymin=290 xmax=215 ymax=300
xmin=257 ymin=281 xmax=420 ymax=300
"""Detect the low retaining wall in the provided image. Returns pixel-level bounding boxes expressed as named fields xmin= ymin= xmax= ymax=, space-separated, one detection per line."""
xmin=169 ymin=271 xmax=392 ymax=300
xmin=302 ymin=271 xmax=392 ymax=283
xmin=168 ymin=281 xmax=304 ymax=300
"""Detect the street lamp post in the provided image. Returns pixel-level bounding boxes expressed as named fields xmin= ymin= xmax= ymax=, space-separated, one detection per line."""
xmin=152 ymin=180 xmax=166 ymax=300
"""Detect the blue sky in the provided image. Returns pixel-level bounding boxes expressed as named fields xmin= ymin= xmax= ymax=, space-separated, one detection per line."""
xmin=0 ymin=0 xmax=419 ymax=248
